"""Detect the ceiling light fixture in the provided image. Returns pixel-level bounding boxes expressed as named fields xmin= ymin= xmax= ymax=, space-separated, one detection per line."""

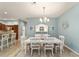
xmin=40 ymin=7 xmax=49 ymax=23
xmin=4 ymin=11 xmax=7 ymax=15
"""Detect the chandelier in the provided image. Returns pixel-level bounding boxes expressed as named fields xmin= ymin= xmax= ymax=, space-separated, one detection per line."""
xmin=40 ymin=7 xmax=49 ymax=23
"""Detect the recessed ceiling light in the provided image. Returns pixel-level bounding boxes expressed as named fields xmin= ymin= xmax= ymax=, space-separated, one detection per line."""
xmin=33 ymin=2 xmax=36 ymax=4
xmin=4 ymin=11 xmax=7 ymax=14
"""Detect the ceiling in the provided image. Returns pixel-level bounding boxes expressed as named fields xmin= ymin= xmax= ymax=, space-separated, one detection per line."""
xmin=0 ymin=2 xmax=78 ymax=19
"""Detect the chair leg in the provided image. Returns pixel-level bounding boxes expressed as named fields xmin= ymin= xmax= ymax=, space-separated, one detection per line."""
xmin=60 ymin=47 xmax=64 ymax=56
xmin=44 ymin=49 xmax=46 ymax=56
xmin=31 ymin=49 xmax=33 ymax=56
xmin=38 ymin=49 xmax=40 ymax=56
xmin=25 ymin=47 xmax=26 ymax=54
xmin=63 ymin=48 xmax=64 ymax=53
xmin=55 ymin=47 xmax=57 ymax=53
xmin=1 ymin=46 xmax=3 ymax=51
xmin=60 ymin=49 xmax=63 ymax=56
xmin=52 ymin=49 xmax=54 ymax=56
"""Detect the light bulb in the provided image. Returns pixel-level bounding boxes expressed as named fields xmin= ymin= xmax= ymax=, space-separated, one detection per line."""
xmin=47 ymin=18 xmax=49 ymax=22
xmin=43 ymin=17 xmax=46 ymax=23
xmin=4 ymin=11 xmax=7 ymax=14
xmin=44 ymin=17 xmax=47 ymax=20
xmin=40 ymin=18 xmax=43 ymax=23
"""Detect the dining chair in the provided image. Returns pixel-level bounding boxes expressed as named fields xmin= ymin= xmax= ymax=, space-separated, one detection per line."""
xmin=44 ymin=43 xmax=54 ymax=56
xmin=55 ymin=43 xmax=60 ymax=54
xmin=1 ymin=34 xmax=9 ymax=50
xmin=59 ymin=35 xmax=64 ymax=43
xmin=24 ymin=41 xmax=30 ymax=55
xmin=3 ymin=34 xmax=9 ymax=48
xmin=30 ymin=42 xmax=41 ymax=56
xmin=59 ymin=42 xmax=64 ymax=55
xmin=0 ymin=35 xmax=2 ymax=51
xmin=59 ymin=35 xmax=64 ymax=52
xmin=55 ymin=35 xmax=64 ymax=55
xmin=11 ymin=33 xmax=16 ymax=45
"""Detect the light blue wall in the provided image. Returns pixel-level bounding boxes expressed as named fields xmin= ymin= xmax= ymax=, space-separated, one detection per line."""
xmin=19 ymin=20 xmax=27 ymax=39
xmin=57 ymin=4 xmax=79 ymax=53
xmin=26 ymin=18 xmax=58 ymax=37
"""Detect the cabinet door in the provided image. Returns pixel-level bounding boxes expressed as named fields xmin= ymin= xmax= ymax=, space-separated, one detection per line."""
xmin=0 ymin=23 xmax=6 ymax=30
xmin=12 ymin=25 xmax=18 ymax=40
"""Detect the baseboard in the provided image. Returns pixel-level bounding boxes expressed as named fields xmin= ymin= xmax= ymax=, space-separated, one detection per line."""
xmin=65 ymin=45 xmax=79 ymax=56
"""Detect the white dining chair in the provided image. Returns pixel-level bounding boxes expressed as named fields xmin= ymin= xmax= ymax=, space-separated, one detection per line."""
xmin=55 ymin=35 xmax=65 ymax=56
xmin=54 ymin=43 xmax=59 ymax=53
xmin=44 ymin=43 xmax=54 ymax=56
xmin=0 ymin=35 xmax=2 ymax=51
xmin=59 ymin=35 xmax=64 ymax=50
xmin=59 ymin=35 xmax=64 ymax=43
xmin=24 ymin=41 xmax=30 ymax=55
xmin=59 ymin=42 xmax=64 ymax=55
xmin=11 ymin=33 xmax=16 ymax=45
xmin=30 ymin=42 xmax=41 ymax=56
xmin=0 ymin=34 xmax=9 ymax=50
xmin=4 ymin=34 xmax=9 ymax=48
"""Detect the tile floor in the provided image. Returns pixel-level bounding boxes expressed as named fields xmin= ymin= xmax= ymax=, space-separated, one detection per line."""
xmin=0 ymin=41 xmax=79 ymax=57
xmin=16 ymin=47 xmax=79 ymax=57
xmin=0 ymin=40 xmax=21 ymax=57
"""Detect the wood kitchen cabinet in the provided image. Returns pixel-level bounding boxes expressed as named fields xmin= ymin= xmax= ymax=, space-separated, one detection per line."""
xmin=0 ymin=23 xmax=18 ymax=40
xmin=0 ymin=23 xmax=6 ymax=31
xmin=6 ymin=25 xmax=18 ymax=40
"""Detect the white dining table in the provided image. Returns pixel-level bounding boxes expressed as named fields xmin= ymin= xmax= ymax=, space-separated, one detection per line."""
xmin=24 ymin=37 xmax=63 ymax=54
